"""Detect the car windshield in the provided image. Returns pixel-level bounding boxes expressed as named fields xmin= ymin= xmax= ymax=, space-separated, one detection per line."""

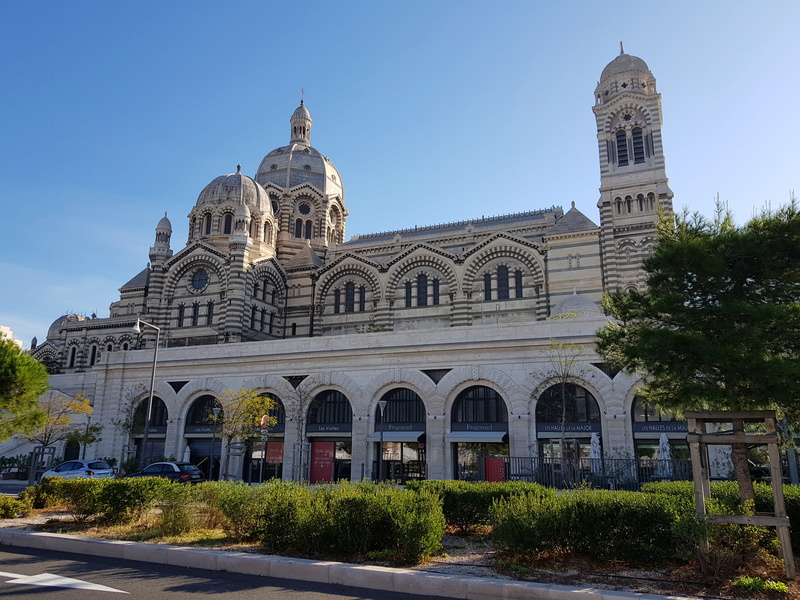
xmin=88 ymin=461 xmax=111 ymax=470
xmin=178 ymin=464 xmax=202 ymax=473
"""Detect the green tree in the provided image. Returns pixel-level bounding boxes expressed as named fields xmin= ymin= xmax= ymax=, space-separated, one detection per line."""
xmin=0 ymin=340 xmax=48 ymax=440
xmin=26 ymin=392 xmax=96 ymax=450
xmin=210 ymin=388 xmax=276 ymax=479
xmin=596 ymin=201 xmax=800 ymax=501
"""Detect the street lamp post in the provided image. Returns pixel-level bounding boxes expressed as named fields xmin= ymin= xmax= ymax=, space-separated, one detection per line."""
xmin=377 ymin=400 xmax=388 ymax=482
xmin=132 ymin=319 xmax=160 ymax=467
xmin=81 ymin=415 xmax=92 ymax=460
xmin=209 ymin=406 xmax=221 ymax=480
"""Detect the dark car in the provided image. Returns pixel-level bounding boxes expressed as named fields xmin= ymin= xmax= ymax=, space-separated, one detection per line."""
xmin=125 ymin=461 xmax=206 ymax=483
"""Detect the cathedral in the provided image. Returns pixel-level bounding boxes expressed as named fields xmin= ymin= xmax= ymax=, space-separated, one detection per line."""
xmin=17 ymin=49 xmax=686 ymax=483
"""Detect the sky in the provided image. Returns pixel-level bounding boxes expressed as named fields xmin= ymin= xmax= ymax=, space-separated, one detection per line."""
xmin=1 ymin=1 xmax=798 ymax=347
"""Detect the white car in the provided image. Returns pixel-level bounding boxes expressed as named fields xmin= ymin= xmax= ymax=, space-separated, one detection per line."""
xmin=40 ymin=459 xmax=115 ymax=482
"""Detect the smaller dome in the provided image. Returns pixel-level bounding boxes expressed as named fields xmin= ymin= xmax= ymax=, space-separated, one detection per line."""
xmin=195 ymin=170 xmax=272 ymax=216
xmin=235 ymin=203 xmax=250 ymax=219
xmin=47 ymin=313 xmax=88 ymax=341
xmin=156 ymin=212 xmax=172 ymax=232
xmin=600 ymin=53 xmax=650 ymax=82
xmin=550 ymin=291 xmax=602 ymax=318
xmin=292 ymin=103 xmax=311 ymax=121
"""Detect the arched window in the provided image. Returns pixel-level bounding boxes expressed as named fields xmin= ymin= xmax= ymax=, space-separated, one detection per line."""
xmin=334 ymin=288 xmax=341 ymax=314
xmin=637 ymin=194 xmax=645 ymax=212
xmin=294 ymin=219 xmax=303 ymax=238
xmin=304 ymin=220 xmax=312 ymax=239
xmin=417 ymin=274 xmax=428 ymax=307
xmin=122 ymin=342 xmax=129 ymax=351
xmin=192 ymin=303 xmax=199 ymax=326
xmin=68 ymin=346 xmax=77 ymax=368
xmin=616 ymin=130 xmax=628 ymax=166
xmin=291 ymin=322 xmax=297 ymax=336
xmin=261 ymin=394 xmax=286 ymax=433
xmin=260 ymin=309 xmax=266 ymax=331
xmin=204 ymin=214 xmax=212 ymax=235
xmin=269 ymin=312 xmax=275 ymax=334
xmin=254 ymin=282 xmax=260 ymax=298
xmin=514 ymin=270 xmax=523 ymax=298
xmin=308 ymin=390 xmax=352 ymax=426
xmin=615 ymin=197 xmax=622 ymax=214
xmin=432 ymin=278 xmax=440 ymax=305
xmin=375 ymin=388 xmax=425 ymax=428
xmin=134 ymin=396 xmax=169 ymax=429
xmin=497 ymin=266 xmax=509 ymax=300
xmin=250 ymin=306 xmax=257 ymax=329
xmin=625 ymin=196 xmax=632 ymax=213
xmin=358 ymin=285 xmax=366 ymax=312
xmin=535 ymin=383 xmax=600 ymax=424
xmin=452 ymin=386 xmax=508 ymax=424
xmin=106 ymin=343 xmax=113 ymax=352
xmin=89 ymin=345 xmax=98 ymax=366
xmin=177 ymin=305 xmax=185 ymax=327
xmin=206 ymin=301 xmax=214 ymax=325
xmin=405 ymin=281 xmax=412 ymax=308
xmin=223 ymin=214 xmax=232 ymax=234
xmin=484 ymin=273 xmax=492 ymax=301
xmin=344 ymin=282 xmax=355 ymax=313
xmin=632 ymin=127 xmax=645 ymax=164
xmin=186 ymin=395 xmax=220 ymax=426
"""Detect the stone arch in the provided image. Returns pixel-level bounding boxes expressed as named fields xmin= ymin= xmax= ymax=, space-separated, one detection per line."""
xmin=385 ymin=253 xmax=458 ymax=301
xmin=296 ymin=371 xmax=364 ymax=416
xmin=248 ymin=264 xmax=286 ymax=299
xmin=362 ymin=369 xmax=440 ymax=416
xmin=163 ymin=254 xmax=229 ymax=299
xmin=316 ymin=261 xmax=382 ymax=304
xmin=175 ymin=378 xmax=228 ymax=422
xmin=529 ymin=374 xmax=611 ymax=418
xmin=601 ymin=102 xmax=656 ymax=133
xmin=462 ymin=243 xmax=544 ymax=293
xmin=438 ymin=365 xmax=524 ymax=416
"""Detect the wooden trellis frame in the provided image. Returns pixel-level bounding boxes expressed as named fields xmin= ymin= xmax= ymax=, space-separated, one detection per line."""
xmin=686 ymin=410 xmax=795 ymax=579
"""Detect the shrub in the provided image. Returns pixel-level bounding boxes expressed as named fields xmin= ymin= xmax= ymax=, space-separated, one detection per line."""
xmin=0 ymin=495 xmax=31 ymax=518
xmin=59 ymin=479 xmax=109 ymax=522
xmin=100 ymin=477 xmax=174 ymax=524
xmin=732 ymin=575 xmax=788 ymax=595
xmin=490 ymin=488 xmax=701 ymax=563
xmin=408 ymin=480 xmax=554 ymax=531
xmin=153 ymin=483 xmax=197 ymax=536
xmin=19 ymin=477 xmax=66 ymax=509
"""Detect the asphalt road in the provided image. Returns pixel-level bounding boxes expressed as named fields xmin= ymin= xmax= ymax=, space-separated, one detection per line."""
xmin=0 ymin=547 xmax=433 ymax=599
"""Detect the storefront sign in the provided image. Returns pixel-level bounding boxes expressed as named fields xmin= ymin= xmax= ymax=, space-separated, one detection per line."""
xmin=632 ymin=422 xmax=688 ymax=433
xmin=309 ymin=441 xmax=335 ymax=483
xmin=536 ymin=422 xmax=601 ymax=433
xmin=451 ymin=422 xmax=509 ymax=432
xmin=266 ymin=441 xmax=284 ymax=464
xmin=306 ymin=423 xmax=352 ymax=433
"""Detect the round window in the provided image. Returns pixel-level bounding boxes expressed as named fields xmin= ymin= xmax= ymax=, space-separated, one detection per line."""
xmin=191 ymin=269 xmax=209 ymax=291
xmin=298 ymin=203 xmax=311 ymax=215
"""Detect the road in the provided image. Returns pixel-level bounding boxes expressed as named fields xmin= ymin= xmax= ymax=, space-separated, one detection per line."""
xmin=0 ymin=547 xmax=433 ymax=599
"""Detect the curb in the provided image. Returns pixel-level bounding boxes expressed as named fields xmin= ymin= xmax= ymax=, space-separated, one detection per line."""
xmin=0 ymin=529 xmax=693 ymax=600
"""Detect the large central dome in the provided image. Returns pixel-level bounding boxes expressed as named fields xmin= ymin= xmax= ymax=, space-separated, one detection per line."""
xmin=255 ymin=101 xmax=344 ymax=199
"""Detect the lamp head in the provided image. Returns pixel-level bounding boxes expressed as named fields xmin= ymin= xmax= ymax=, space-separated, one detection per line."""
xmin=378 ymin=400 xmax=388 ymax=413
xmin=132 ymin=320 xmax=141 ymax=334
xmin=212 ymin=407 xmax=221 ymax=417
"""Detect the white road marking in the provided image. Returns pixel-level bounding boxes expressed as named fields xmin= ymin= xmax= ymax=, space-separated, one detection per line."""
xmin=0 ymin=570 xmax=128 ymax=593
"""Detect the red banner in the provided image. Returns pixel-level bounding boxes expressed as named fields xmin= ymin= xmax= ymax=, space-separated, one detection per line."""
xmin=266 ymin=441 xmax=284 ymax=464
xmin=309 ymin=441 xmax=335 ymax=483
xmin=484 ymin=457 xmax=506 ymax=482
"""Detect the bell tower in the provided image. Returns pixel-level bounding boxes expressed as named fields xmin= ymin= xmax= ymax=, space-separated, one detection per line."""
xmin=594 ymin=45 xmax=673 ymax=293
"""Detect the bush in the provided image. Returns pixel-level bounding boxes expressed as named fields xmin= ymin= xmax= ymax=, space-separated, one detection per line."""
xmin=0 ymin=495 xmax=31 ymax=518
xmin=490 ymin=488 xmax=701 ymax=563
xmin=642 ymin=481 xmax=800 ymax=552
xmin=99 ymin=477 xmax=174 ymax=524
xmin=59 ymin=479 xmax=110 ymax=522
xmin=408 ymin=480 xmax=554 ymax=531
xmin=19 ymin=477 xmax=66 ymax=509
xmin=153 ymin=483 xmax=197 ymax=536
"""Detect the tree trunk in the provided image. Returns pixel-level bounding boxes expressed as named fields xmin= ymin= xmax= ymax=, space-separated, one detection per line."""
xmin=731 ymin=419 xmax=755 ymax=506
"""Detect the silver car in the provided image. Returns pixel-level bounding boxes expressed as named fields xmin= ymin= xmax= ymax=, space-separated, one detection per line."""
xmin=40 ymin=459 xmax=115 ymax=482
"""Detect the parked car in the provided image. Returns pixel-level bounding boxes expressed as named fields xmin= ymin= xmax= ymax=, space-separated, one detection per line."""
xmin=125 ymin=461 xmax=206 ymax=483
xmin=40 ymin=459 xmax=115 ymax=482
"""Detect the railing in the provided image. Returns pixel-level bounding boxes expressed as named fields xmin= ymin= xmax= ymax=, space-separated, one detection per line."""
xmin=500 ymin=457 xmax=694 ymax=490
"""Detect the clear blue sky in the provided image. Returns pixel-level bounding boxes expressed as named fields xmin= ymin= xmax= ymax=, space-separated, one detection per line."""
xmin=1 ymin=1 xmax=798 ymax=347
